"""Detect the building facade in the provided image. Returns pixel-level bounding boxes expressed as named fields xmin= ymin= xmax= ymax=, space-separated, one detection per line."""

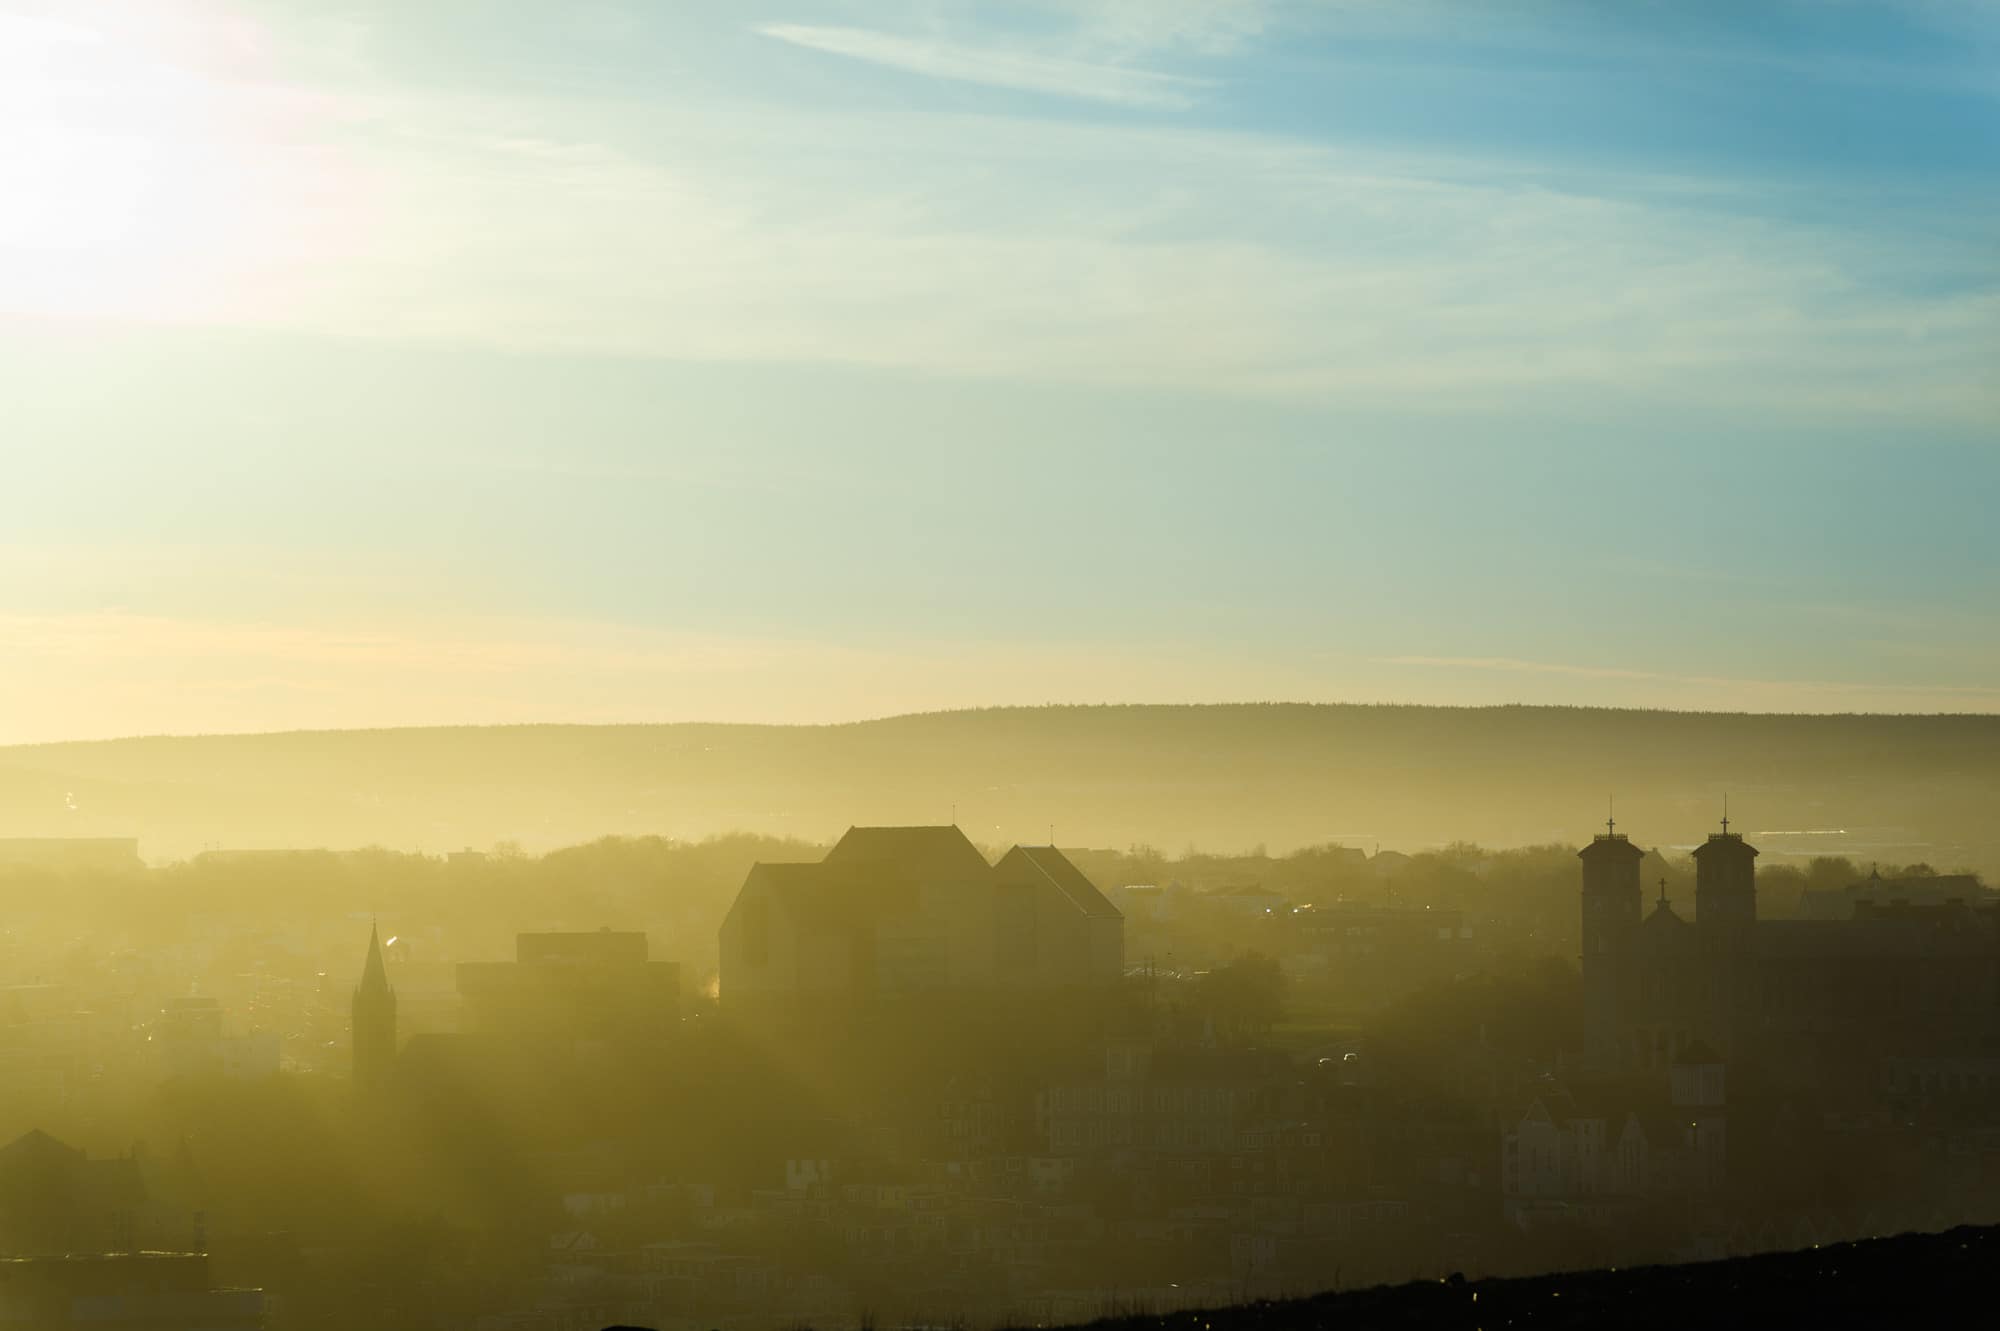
xmin=457 ymin=931 xmax=680 ymax=1047
xmin=1582 ymin=817 xmax=2000 ymax=1082
xmin=720 ymin=827 xmax=1123 ymax=1005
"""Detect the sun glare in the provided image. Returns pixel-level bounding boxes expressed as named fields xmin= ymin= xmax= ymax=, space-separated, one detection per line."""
xmin=0 ymin=2 xmax=324 ymax=324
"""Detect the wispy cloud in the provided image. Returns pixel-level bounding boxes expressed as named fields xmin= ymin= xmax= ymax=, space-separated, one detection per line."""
xmin=755 ymin=22 xmax=1209 ymax=108
xmin=1050 ymin=0 xmax=1274 ymax=57
xmin=5 ymin=2 xmax=1994 ymax=423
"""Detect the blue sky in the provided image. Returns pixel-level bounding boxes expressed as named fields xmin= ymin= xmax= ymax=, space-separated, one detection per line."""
xmin=0 ymin=0 xmax=1996 ymax=741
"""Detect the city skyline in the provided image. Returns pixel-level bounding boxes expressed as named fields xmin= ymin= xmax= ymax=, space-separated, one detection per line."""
xmin=6 ymin=6 xmax=2000 ymax=1325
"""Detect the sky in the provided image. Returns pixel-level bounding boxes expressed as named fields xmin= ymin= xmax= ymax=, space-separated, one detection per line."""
xmin=1 ymin=0 xmax=1996 ymax=743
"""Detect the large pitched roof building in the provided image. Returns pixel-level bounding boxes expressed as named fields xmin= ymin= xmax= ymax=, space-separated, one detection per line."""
xmin=720 ymin=826 xmax=1123 ymax=1005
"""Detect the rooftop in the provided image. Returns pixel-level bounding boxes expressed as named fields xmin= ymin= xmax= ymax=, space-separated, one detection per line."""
xmin=825 ymin=825 xmax=992 ymax=880
xmin=999 ymin=846 xmax=1123 ymax=920
xmin=1580 ymin=832 xmax=1644 ymax=860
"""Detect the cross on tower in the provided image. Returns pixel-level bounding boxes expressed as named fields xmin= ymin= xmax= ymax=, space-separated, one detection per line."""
xmin=1721 ymin=793 xmax=1730 ymax=834
xmin=1658 ymin=878 xmax=1669 ymax=907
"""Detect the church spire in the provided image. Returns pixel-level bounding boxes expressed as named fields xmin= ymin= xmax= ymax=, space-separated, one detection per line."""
xmin=360 ymin=918 xmax=390 ymax=996
xmin=352 ymin=920 xmax=397 ymax=1097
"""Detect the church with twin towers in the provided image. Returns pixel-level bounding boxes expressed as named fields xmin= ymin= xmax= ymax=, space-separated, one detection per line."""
xmin=1579 ymin=808 xmax=2000 ymax=1086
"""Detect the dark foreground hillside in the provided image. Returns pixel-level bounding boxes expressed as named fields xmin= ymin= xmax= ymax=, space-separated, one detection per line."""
xmin=996 ymin=1225 xmax=1998 ymax=1331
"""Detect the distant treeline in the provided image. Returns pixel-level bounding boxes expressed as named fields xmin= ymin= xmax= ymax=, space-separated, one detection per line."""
xmin=0 ymin=832 xmax=1963 ymax=986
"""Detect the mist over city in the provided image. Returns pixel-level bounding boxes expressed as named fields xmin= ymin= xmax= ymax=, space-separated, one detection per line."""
xmin=3 ymin=1 xmax=1997 ymax=1328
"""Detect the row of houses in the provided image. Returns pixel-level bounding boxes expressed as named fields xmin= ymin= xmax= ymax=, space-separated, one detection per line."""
xmin=1501 ymin=1042 xmax=1728 ymax=1226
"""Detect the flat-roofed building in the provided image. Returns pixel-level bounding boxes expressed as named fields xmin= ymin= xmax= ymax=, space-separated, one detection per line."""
xmin=457 ymin=930 xmax=679 ymax=1047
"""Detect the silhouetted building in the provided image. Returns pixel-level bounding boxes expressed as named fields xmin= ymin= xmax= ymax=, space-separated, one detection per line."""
xmin=0 ymin=1253 xmax=261 ymax=1328
xmin=992 ymin=845 xmax=1125 ymax=986
xmin=456 ymin=930 xmax=679 ymax=1048
xmin=152 ymin=997 xmax=280 ymax=1083
xmin=1210 ymin=884 xmax=1288 ymax=917
xmin=1580 ymin=825 xmax=1645 ymax=1059
xmin=719 ymin=826 xmax=1123 ymax=1005
xmin=351 ymin=922 xmax=397 ymax=1094
xmin=1038 ymin=1046 xmax=1290 ymax=1155
xmin=1583 ymin=816 xmax=2000 ymax=1083
xmin=1670 ymin=1040 xmax=1728 ymax=1193
xmin=0 ymin=1131 xmax=146 ymax=1255
xmin=1501 ymin=1041 xmax=1726 ymax=1227
xmin=155 ymin=998 xmax=224 ymax=1082
xmin=1290 ymin=901 xmax=1472 ymax=1007
xmin=1797 ymin=867 xmax=1997 ymax=921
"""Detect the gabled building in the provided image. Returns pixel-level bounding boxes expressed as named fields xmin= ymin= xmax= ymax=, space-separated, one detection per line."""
xmin=992 ymin=846 xmax=1124 ymax=986
xmin=719 ymin=826 xmax=1122 ymax=1004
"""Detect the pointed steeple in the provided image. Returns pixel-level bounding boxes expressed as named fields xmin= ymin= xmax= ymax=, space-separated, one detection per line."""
xmin=352 ymin=920 xmax=397 ymax=1096
xmin=360 ymin=919 xmax=391 ymax=996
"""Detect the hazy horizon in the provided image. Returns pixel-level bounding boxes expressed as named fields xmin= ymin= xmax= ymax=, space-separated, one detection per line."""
xmin=8 ymin=706 xmax=1997 ymax=874
xmin=12 ymin=696 xmax=2000 ymax=753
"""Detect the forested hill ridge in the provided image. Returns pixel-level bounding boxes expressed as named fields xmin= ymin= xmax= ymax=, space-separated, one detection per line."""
xmin=2 ymin=704 xmax=1996 ymax=869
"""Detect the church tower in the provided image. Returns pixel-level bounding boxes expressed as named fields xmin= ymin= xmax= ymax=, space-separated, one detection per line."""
xmin=1693 ymin=807 xmax=1759 ymax=934
xmin=1579 ymin=813 xmax=1644 ymax=1056
xmin=352 ymin=921 xmax=397 ymax=1096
